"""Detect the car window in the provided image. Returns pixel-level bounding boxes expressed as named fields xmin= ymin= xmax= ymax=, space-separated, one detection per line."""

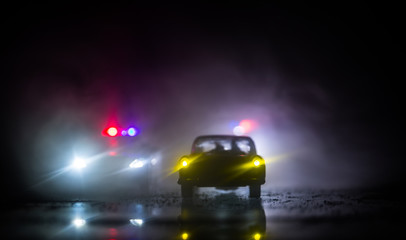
xmin=236 ymin=139 xmax=251 ymax=153
xmin=193 ymin=138 xmax=253 ymax=154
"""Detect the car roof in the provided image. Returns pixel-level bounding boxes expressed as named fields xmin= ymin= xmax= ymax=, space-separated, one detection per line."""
xmin=194 ymin=135 xmax=253 ymax=140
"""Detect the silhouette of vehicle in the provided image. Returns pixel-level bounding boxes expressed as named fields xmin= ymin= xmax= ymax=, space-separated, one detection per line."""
xmin=178 ymin=135 xmax=265 ymax=198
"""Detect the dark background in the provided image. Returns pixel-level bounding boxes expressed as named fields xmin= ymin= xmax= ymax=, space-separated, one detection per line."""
xmin=1 ymin=2 xmax=403 ymax=203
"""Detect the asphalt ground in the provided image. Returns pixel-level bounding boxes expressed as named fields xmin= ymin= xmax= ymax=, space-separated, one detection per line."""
xmin=2 ymin=188 xmax=404 ymax=239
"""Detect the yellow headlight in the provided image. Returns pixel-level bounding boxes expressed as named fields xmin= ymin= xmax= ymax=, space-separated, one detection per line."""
xmin=252 ymin=156 xmax=263 ymax=167
xmin=180 ymin=156 xmax=189 ymax=168
xmin=253 ymin=233 xmax=261 ymax=240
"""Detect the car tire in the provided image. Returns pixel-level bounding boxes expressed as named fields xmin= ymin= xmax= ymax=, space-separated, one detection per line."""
xmin=181 ymin=184 xmax=194 ymax=198
xmin=249 ymin=185 xmax=261 ymax=198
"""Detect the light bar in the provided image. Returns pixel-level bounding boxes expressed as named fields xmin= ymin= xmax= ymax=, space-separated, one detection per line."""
xmin=102 ymin=126 xmax=139 ymax=137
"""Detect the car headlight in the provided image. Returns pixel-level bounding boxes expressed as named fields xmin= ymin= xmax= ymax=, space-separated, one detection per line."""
xmin=180 ymin=157 xmax=189 ymax=168
xmin=71 ymin=157 xmax=87 ymax=169
xmin=72 ymin=218 xmax=86 ymax=227
xmin=129 ymin=218 xmax=143 ymax=226
xmin=150 ymin=158 xmax=158 ymax=165
xmin=252 ymin=156 xmax=264 ymax=167
xmin=129 ymin=159 xmax=145 ymax=168
xmin=253 ymin=233 xmax=262 ymax=240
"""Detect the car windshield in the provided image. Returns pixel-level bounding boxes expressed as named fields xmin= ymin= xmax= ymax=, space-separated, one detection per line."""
xmin=192 ymin=137 xmax=255 ymax=155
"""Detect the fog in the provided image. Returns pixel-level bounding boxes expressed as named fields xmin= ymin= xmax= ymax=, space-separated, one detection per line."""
xmin=5 ymin=3 xmax=401 ymax=200
xmin=11 ymin=56 xmax=372 ymax=198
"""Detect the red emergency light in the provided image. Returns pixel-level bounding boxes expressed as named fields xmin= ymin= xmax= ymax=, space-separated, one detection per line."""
xmin=102 ymin=126 xmax=139 ymax=137
xmin=106 ymin=127 xmax=118 ymax=137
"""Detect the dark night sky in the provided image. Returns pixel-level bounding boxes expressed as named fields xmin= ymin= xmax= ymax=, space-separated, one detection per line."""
xmin=2 ymin=2 xmax=403 ymax=201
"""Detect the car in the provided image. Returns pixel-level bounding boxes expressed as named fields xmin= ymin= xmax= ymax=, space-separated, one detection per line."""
xmin=177 ymin=135 xmax=265 ymax=198
xmin=65 ymin=126 xmax=161 ymax=198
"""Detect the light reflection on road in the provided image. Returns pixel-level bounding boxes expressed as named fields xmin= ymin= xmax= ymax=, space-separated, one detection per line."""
xmin=3 ymin=190 xmax=402 ymax=239
xmin=4 ymin=192 xmax=265 ymax=240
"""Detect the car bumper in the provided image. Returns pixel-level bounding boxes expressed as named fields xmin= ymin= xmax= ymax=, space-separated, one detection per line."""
xmin=178 ymin=166 xmax=265 ymax=187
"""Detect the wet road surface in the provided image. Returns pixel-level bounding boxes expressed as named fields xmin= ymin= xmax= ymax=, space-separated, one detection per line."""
xmin=3 ymin=189 xmax=404 ymax=239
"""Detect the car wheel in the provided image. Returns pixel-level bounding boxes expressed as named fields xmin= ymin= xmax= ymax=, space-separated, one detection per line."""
xmin=249 ymin=185 xmax=261 ymax=198
xmin=181 ymin=184 xmax=194 ymax=198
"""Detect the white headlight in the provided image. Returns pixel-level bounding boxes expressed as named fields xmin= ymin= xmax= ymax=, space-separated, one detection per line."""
xmin=130 ymin=218 xmax=143 ymax=226
xmin=72 ymin=218 xmax=86 ymax=227
xmin=72 ymin=158 xmax=87 ymax=169
xmin=129 ymin=160 xmax=144 ymax=168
